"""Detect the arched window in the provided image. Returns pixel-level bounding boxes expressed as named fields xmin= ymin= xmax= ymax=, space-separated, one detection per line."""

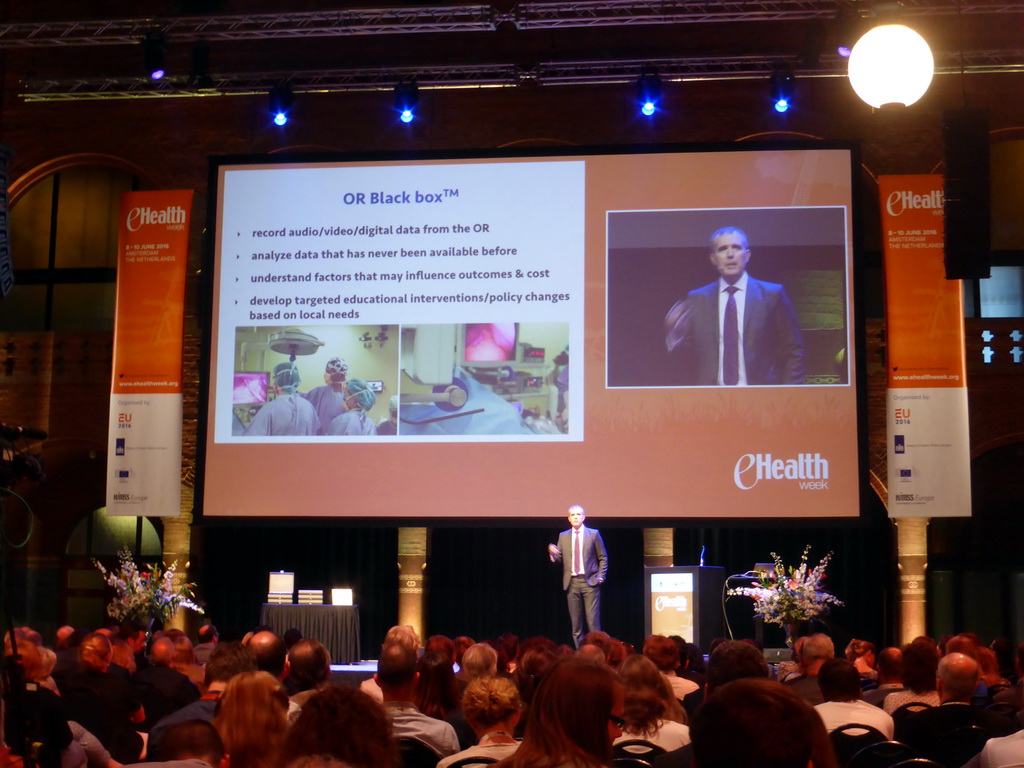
xmin=2 ymin=163 xmax=142 ymax=331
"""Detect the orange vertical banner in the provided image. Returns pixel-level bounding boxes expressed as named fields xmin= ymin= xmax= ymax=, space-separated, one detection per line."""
xmin=106 ymin=190 xmax=193 ymax=516
xmin=880 ymin=175 xmax=971 ymax=517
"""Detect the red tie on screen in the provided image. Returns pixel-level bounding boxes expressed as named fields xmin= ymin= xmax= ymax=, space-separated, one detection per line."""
xmin=723 ymin=285 xmax=739 ymax=385
xmin=574 ymin=530 xmax=582 ymax=574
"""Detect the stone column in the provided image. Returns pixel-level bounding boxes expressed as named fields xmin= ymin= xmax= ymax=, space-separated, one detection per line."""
xmin=162 ymin=485 xmax=194 ymax=632
xmin=895 ymin=517 xmax=929 ymax=644
xmin=643 ymin=528 xmax=674 ymax=567
xmin=397 ymin=527 xmax=428 ymax=640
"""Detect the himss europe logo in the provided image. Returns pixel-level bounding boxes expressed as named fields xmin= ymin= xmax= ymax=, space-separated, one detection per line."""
xmin=733 ymin=453 xmax=830 ymax=490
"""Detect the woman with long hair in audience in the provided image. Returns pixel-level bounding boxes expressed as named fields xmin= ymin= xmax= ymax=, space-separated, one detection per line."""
xmin=439 ymin=677 xmax=522 ymax=768
xmin=884 ymin=638 xmax=940 ymax=714
xmin=281 ymin=685 xmax=400 ymax=768
xmin=414 ymin=649 xmax=461 ymax=720
xmin=615 ymin=653 xmax=690 ymax=752
xmin=511 ymin=645 xmax=558 ymax=738
xmin=213 ymin=670 xmax=289 ymax=768
xmin=495 ymin=657 xmax=624 ymax=768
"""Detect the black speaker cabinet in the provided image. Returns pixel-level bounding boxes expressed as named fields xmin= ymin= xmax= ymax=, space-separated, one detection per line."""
xmin=943 ymin=109 xmax=991 ymax=280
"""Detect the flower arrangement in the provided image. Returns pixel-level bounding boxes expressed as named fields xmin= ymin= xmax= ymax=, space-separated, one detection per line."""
xmin=728 ymin=546 xmax=843 ymax=626
xmin=93 ymin=548 xmax=204 ymax=624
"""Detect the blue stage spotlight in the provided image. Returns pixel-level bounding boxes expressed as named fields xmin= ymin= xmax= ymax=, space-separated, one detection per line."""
xmin=636 ymin=70 xmax=661 ymax=117
xmin=268 ymin=85 xmax=294 ymax=126
xmin=394 ymin=80 xmax=419 ymax=123
xmin=142 ymin=32 xmax=167 ymax=80
xmin=770 ymin=67 xmax=794 ymax=113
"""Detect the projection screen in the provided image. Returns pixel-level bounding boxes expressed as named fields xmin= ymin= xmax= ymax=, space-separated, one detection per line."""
xmin=199 ymin=143 xmax=863 ymax=519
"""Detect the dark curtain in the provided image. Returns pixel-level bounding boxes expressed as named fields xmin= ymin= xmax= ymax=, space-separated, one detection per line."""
xmin=195 ymin=510 xmax=894 ymax=657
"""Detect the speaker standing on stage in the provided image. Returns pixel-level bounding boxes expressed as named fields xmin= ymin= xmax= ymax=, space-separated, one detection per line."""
xmin=548 ymin=505 xmax=608 ymax=649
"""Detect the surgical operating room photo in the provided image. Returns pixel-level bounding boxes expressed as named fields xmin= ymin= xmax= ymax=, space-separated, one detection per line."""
xmin=398 ymin=322 xmax=571 ymax=437
xmin=231 ymin=325 xmax=400 ymax=438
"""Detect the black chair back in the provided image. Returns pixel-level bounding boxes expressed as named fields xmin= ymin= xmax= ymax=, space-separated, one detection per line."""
xmin=889 ymin=760 xmax=946 ymax=768
xmin=446 ymin=757 xmax=499 ymax=768
xmin=614 ymin=739 xmax=666 ymax=761
xmin=847 ymin=740 xmax=919 ymax=768
xmin=944 ymin=725 xmax=990 ymax=768
xmin=829 ymin=723 xmax=887 ymax=767
xmin=397 ymin=737 xmax=443 ymax=768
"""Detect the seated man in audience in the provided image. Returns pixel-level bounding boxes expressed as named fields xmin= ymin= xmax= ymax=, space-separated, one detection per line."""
xmin=784 ymin=633 xmax=834 ymax=706
xmin=375 ymin=641 xmax=460 ymax=758
xmin=863 ymin=646 xmax=905 ymax=707
xmin=286 ymin=639 xmax=332 ymax=706
xmin=248 ymin=630 xmax=301 ymax=720
xmin=689 ymin=678 xmax=830 ymax=768
xmin=961 ymin=728 xmax=1024 ymax=768
xmin=654 ymin=639 xmax=770 ymax=768
xmin=813 ymin=658 xmax=894 ymax=738
xmin=193 ymin=626 xmax=218 ymax=666
xmin=134 ymin=637 xmax=201 ymax=730
xmin=125 ymin=719 xmax=228 ymax=768
xmin=147 ymin=642 xmax=256 ymax=761
xmin=360 ymin=625 xmax=420 ymax=703
xmin=898 ymin=652 xmax=1015 ymax=765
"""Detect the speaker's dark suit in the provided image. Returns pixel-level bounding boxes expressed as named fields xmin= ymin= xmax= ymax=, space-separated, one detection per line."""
xmin=553 ymin=525 xmax=608 ymax=648
xmin=665 ymin=275 xmax=804 ymax=386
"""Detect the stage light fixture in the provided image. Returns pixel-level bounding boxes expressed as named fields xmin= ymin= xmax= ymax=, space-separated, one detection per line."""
xmin=394 ymin=80 xmax=419 ymax=123
xmin=636 ymin=70 xmax=661 ymax=117
xmin=848 ymin=22 xmax=933 ymax=108
xmin=268 ymin=85 xmax=294 ymax=126
xmin=142 ymin=31 xmax=167 ymax=80
xmin=834 ymin=6 xmax=860 ymax=58
xmin=770 ymin=66 xmax=794 ymax=113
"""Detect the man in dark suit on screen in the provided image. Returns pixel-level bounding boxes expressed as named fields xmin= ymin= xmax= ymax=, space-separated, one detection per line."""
xmin=664 ymin=226 xmax=804 ymax=386
xmin=548 ymin=505 xmax=608 ymax=649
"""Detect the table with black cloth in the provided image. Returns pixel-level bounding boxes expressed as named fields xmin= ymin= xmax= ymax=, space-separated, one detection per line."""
xmin=258 ymin=604 xmax=361 ymax=663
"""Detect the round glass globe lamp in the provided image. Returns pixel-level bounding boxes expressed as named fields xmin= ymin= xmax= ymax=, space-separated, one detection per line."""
xmin=848 ymin=24 xmax=934 ymax=108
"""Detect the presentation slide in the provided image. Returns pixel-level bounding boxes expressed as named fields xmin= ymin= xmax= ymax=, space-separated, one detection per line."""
xmin=201 ymin=145 xmax=862 ymax=519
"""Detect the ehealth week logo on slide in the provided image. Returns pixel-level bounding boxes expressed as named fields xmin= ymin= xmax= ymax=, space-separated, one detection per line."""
xmin=126 ymin=205 xmax=188 ymax=232
xmin=733 ymin=453 xmax=830 ymax=491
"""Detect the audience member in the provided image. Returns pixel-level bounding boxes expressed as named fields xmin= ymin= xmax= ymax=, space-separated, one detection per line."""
xmin=120 ymin=621 xmax=150 ymax=673
xmin=496 ymin=633 xmax=520 ymax=674
xmin=212 ymin=670 xmax=288 ymax=768
xmin=863 ymin=646 xmax=905 ymax=707
xmin=494 ymin=657 xmax=623 ymax=768
xmin=360 ymin=625 xmax=419 ymax=704
xmin=414 ymin=649 xmax=461 ymax=720
xmin=689 ymin=678 xmax=839 ymax=768
xmin=64 ymin=631 xmax=145 ymax=764
xmin=813 ymin=658 xmax=894 ymax=738
xmin=3 ymin=638 xmax=75 ymax=768
xmin=511 ymin=645 xmax=558 ymax=738
xmin=171 ymin=635 xmax=206 ymax=693
xmin=125 ymin=719 xmax=227 ymax=768
xmin=439 ymin=677 xmax=521 ymax=768
xmin=284 ymin=639 xmax=331 ymax=706
xmin=643 ymin=635 xmax=698 ymax=699
xmin=133 ymin=637 xmax=200 ymax=731
xmin=993 ymin=641 xmax=1024 ymax=709
xmin=653 ymin=638 xmax=770 ymax=768
xmin=460 ymin=642 xmax=498 ymax=685
xmin=784 ymin=633 xmax=834 ymax=706
xmin=883 ymin=638 xmax=940 ymax=714
xmin=147 ymin=641 xmax=257 ymax=760
xmin=193 ymin=625 xmax=218 ymax=666
xmin=616 ymin=653 xmax=690 ymax=752
xmin=375 ymin=641 xmax=460 ymax=758
xmin=898 ymin=652 xmax=1014 ymax=765
xmin=845 ymin=638 xmax=878 ymax=680
xmin=281 ymin=685 xmax=401 ymax=768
